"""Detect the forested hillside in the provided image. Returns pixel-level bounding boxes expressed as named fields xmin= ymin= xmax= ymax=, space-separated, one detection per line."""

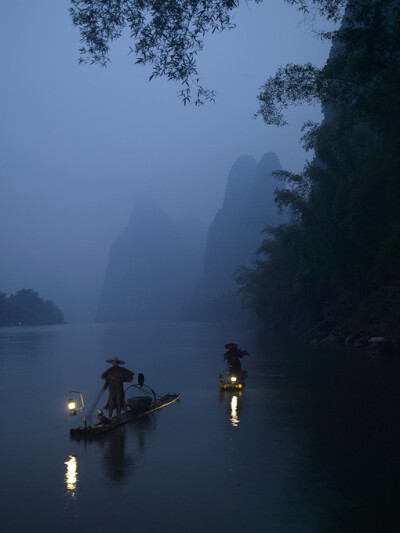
xmin=238 ymin=0 xmax=400 ymax=338
xmin=0 ymin=289 xmax=65 ymax=326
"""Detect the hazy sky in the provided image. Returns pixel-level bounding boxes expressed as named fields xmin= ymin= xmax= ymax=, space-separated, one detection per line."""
xmin=0 ymin=0 xmax=333 ymax=322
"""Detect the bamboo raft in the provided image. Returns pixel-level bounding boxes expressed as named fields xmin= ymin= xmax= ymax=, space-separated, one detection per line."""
xmin=218 ymin=370 xmax=247 ymax=391
xmin=70 ymin=392 xmax=181 ymax=437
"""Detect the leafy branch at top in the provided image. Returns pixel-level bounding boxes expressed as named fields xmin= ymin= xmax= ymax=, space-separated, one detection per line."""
xmin=70 ymin=0 xmax=345 ymax=104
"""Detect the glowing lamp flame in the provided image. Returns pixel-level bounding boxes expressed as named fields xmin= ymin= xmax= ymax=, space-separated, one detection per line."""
xmin=68 ymin=399 xmax=76 ymax=411
xmin=230 ymin=376 xmax=237 ymax=383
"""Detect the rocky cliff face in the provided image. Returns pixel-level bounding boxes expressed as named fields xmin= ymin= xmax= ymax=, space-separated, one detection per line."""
xmin=97 ymin=196 xmax=204 ymax=322
xmin=97 ymin=152 xmax=285 ymax=323
xmin=189 ymin=152 xmax=287 ymax=320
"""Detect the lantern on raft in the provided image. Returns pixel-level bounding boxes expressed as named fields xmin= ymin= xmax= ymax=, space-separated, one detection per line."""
xmin=67 ymin=391 xmax=85 ymax=416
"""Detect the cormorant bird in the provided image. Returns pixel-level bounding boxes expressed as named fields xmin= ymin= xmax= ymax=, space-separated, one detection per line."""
xmin=138 ymin=373 xmax=145 ymax=387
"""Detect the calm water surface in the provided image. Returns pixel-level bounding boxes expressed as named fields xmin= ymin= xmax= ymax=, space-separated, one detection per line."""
xmin=1 ymin=323 xmax=400 ymax=532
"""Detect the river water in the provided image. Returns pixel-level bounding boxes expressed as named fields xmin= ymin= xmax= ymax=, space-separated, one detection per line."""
xmin=1 ymin=322 xmax=399 ymax=532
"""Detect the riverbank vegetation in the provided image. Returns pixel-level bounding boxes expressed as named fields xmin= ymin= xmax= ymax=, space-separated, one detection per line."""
xmin=0 ymin=289 xmax=65 ymax=327
xmin=238 ymin=0 xmax=400 ymax=339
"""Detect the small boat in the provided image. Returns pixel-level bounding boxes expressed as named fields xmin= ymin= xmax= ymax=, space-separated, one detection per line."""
xmin=69 ymin=383 xmax=181 ymax=437
xmin=218 ymin=370 xmax=247 ymax=391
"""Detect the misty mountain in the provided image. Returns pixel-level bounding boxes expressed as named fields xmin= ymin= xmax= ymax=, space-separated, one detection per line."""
xmin=175 ymin=216 xmax=207 ymax=287
xmin=97 ymin=196 xmax=206 ymax=323
xmin=188 ymin=152 xmax=287 ymax=320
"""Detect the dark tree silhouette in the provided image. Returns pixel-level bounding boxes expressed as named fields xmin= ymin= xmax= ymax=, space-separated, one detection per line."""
xmin=0 ymin=289 xmax=65 ymax=327
xmin=239 ymin=0 xmax=400 ymax=335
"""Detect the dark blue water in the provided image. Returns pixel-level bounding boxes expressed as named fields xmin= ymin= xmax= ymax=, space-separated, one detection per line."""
xmin=1 ymin=323 xmax=399 ymax=532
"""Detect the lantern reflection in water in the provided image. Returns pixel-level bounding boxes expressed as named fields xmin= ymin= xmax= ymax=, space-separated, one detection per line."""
xmin=230 ymin=394 xmax=240 ymax=427
xmin=65 ymin=455 xmax=78 ymax=498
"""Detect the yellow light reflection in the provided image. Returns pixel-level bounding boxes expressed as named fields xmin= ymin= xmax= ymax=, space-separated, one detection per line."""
xmin=65 ymin=455 xmax=78 ymax=498
xmin=230 ymin=395 xmax=239 ymax=427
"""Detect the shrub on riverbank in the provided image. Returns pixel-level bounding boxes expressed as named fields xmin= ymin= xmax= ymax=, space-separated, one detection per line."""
xmin=0 ymin=289 xmax=65 ymax=326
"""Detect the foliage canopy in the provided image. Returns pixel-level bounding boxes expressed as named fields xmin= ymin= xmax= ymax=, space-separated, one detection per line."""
xmin=0 ymin=289 xmax=65 ymax=327
xmin=70 ymin=0 xmax=345 ymax=104
xmin=239 ymin=0 xmax=400 ymax=335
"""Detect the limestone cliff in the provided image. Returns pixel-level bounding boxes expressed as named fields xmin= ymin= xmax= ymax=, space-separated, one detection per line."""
xmin=189 ymin=152 xmax=287 ymax=320
xmin=97 ymin=196 xmax=203 ymax=322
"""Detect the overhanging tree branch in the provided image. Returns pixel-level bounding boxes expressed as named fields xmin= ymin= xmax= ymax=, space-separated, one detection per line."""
xmin=69 ymin=0 xmax=345 ymax=104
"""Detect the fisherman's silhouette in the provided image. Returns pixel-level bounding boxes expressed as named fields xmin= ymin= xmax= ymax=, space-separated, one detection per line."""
xmin=101 ymin=357 xmax=134 ymax=420
xmin=224 ymin=343 xmax=248 ymax=374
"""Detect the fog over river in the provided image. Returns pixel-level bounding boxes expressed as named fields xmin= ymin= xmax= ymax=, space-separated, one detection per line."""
xmin=0 ymin=0 xmax=332 ymax=322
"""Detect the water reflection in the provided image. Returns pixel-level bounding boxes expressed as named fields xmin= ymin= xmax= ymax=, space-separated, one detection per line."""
xmin=220 ymin=391 xmax=243 ymax=427
xmin=230 ymin=394 xmax=240 ymax=427
xmin=102 ymin=429 xmax=134 ymax=482
xmin=64 ymin=455 xmax=78 ymax=498
xmin=69 ymin=416 xmax=155 ymax=486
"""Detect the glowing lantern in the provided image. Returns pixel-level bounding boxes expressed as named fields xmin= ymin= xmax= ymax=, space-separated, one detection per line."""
xmin=67 ymin=391 xmax=84 ymax=416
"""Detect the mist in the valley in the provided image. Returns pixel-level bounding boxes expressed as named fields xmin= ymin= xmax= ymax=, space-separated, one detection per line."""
xmin=0 ymin=0 xmax=332 ymax=323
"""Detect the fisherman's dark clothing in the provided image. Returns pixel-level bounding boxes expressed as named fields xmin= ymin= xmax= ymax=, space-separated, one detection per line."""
xmin=224 ymin=348 xmax=246 ymax=373
xmin=101 ymin=366 xmax=133 ymax=411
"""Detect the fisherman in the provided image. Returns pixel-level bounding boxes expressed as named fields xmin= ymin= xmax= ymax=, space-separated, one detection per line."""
xmin=101 ymin=357 xmax=134 ymax=420
xmin=224 ymin=343 xmax=248 ymax=374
